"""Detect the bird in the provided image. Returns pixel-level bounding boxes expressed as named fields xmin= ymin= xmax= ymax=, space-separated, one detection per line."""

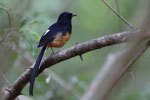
xmin=29 ymin=12 xmax=76 ymax=96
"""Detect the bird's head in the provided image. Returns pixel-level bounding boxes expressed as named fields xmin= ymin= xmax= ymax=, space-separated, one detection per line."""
xmin=57 ymin=12 xmax=76 ymax=24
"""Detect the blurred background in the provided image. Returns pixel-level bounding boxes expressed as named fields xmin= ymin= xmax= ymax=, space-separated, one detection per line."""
xmin=0 ymin=0 xmax=150 ymax=100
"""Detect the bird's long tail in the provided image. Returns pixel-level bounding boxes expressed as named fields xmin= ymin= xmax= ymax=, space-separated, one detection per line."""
xmin=29 ymin=46 xmax=47 ymax=96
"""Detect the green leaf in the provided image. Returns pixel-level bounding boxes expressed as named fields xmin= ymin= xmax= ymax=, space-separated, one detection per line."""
xmin=31 ymin=31 xmax=40 ymax=41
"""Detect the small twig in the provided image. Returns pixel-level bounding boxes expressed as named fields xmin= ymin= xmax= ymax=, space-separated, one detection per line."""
xmin=130 ymin=71 xmax=136 ymax=86
xmin=76 ymin=52 xmax=102 ymax=77
xmin=0 ymin=6 xmax=11 ymax=44
xmin=128 ymin=70 xmax=136 ymax=86
xmin=81 ymin=40 xmax=150 ymax=100
xmin=79 ymin=55 xmax=83 ymax=61
xmin=111 ymin=40 xmax=150 ymax=95
xmin=125 ymin=40 xmax=150 ymax=71
xmin=4 ymin=89 xmax=20 ymax=100
xmin=0 ymin=71 xmax=20 ymax=99
xmin=101 ymin=0 xmax=134 ymax=29
xmin=76 ymin=42 xmax=83 ymax=61
xmin=0 ymin=70 xmax=10 ymax=86
xmin=0 ymin=6 xmax=11 ymax=30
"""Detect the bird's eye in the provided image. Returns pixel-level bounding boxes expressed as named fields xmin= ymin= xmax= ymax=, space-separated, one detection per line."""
xmin=69 ymin=13 xmax=72 ymax=16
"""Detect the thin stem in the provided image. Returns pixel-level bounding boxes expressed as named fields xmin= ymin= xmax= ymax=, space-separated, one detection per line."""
xmin=0 ymin=70 xmax=10 ymax=86
xmin=0 ymin=6 xmax=11 ymax=44
xmin=101 ymin=0 xmax=134 ymax=29
xmin=109 ymin=40 xmax=150 ymax=98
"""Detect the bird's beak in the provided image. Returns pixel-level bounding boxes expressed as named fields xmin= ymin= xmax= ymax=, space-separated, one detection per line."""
xmin=72 ymin=14 xmax=77 ymax=17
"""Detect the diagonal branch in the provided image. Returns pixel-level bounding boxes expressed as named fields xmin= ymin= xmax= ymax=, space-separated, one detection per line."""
xmin=0 ymin=70 xmax=10 ymax=86
xmin=4 ymin=30 xmax=135 ymax=100
xmin=0 ymin=6 xmax=11 ymax=30
xmin=101 ymin=0 xmax=134 ymax=29
xmin=0 ymin=6 xmax=11 ymax=44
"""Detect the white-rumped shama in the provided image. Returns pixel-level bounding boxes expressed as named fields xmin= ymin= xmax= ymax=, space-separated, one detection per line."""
xmin=29 ymin=12 xmax=76 ymax=96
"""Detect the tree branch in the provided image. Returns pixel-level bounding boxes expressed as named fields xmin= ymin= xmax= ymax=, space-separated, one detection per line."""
xmin=80 ymin=40 xmax=150 ymax=100
xmin=80 ymin=5 xmax=150 ymax=99
xmin=0 ymin=6 xmax=11 ymax=44
xmin=4 ymin=30 xmax=135 ymax=100
xmin=0 ymin=70 xmax=10 ymax=86
xmin=101 ymin=0 xmax=134 ymax=29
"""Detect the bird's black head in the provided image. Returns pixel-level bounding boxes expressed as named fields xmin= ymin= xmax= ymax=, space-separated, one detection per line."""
xmin=57 ymin=12 xmax=76 ymax=25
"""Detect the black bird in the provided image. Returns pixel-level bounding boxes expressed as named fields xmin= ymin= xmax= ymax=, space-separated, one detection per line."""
xmin=29 ymin=12 xmax=76 ymax=96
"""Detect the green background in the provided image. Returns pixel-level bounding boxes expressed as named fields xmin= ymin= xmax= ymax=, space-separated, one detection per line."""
xmin=0 ymin=0 xmax=150 ymax=100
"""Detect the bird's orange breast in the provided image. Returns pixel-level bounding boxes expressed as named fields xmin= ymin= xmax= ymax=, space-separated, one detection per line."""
xmin=48 ymin=32 xmax=70 ymax=47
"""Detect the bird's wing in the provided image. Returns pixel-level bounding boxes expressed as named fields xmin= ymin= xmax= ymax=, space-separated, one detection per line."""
xmin=37 ymin=23 xmax=59 ymax=47
xmin=38 ymin=23 xmax=70 ymax=47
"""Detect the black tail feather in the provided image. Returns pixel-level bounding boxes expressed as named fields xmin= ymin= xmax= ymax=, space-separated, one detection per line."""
xmin=29 ymin=46 xmax=47 ymax=96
